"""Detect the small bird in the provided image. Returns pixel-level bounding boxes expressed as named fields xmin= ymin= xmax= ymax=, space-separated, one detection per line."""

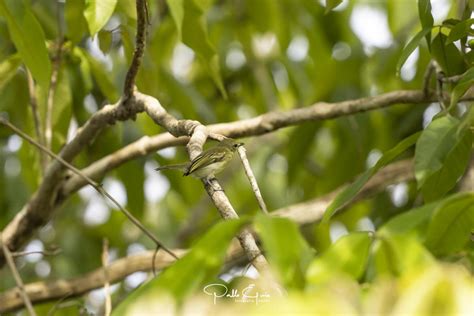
xmin=155 ymin=138 xmax=244 ymax=180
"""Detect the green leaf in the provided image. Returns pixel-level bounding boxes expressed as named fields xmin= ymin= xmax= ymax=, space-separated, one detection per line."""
xmin=286 ymin=123 xmax=320 ymax=185
xmin=166 ymin=0 xmax=184 ymax=38
xmin=431 ymin=32 xmax=465 ymax=76
xmin=98 ymin=30 xmax=113 ymax=55
xmin=51 ymin=67 xmax=73 ymax=152
xmin=415 ymin=116 xmax=472 ymax=201
xmin=449 ymin=67 xmax=474 ymax=109
xmin=77 ymin=47 xmax=119 ymax=102
xmin=65 ymin=0 xmax=88 ymax=43
xmin=446 ymin=18 xmax=474 ymax=44
xmin=368 ymin=234 xmax=434 ymax=279
xmin=83 ymin=0 xmax=117 ymax=36
xmin=379 ymin=202 xmax=438 ymax=237
xmin=324 ymin=0 xmax=343 ymax=13
xmin=420 ymin=129 xmax=472 ymax=201
xmin=322 ymin=132 xmax=420 ymax=223
xmin=306 ymin=232 xmax=373 ymax=284
xmin=167 ymin=0 xmax=227 ymax=98
xmin=396 ymin=28 xmax=432 ymax=75
xmin=254 ymin=214 xmax=313 ymax=288
xmin=113 ymin=218 xmax=249 ymax=315
xmin=0 ymin=53 xmax=21 ymax=92
xmin=0 ymin=0 xmax=51 ymax=91
xmin=424 ymin=193 xmax=474 ymax=255
xmin=116 ymin=161 xmax=145 ymax=218
xmin=417 ymin=0 xmax=433 ymax=46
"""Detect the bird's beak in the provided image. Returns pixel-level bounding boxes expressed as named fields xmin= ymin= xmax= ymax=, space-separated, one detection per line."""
xmin=238 ymin=142 xmax=244 ymax=147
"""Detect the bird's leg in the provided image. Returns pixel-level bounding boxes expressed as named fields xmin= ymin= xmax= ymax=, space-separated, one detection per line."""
xmin=204 ymin=177 xmax=224 ymax=193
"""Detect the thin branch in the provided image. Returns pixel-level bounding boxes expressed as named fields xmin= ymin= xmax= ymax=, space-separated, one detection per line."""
xmin=26 ymin=69 xmax=47 ymax=171
xmin=12 ymin=248 xmax=61 ymax=258
xmin=44 ymin=1 xmax=64 ymax=153
xmin=123 ymin=0 xmax=148 ymax=100
xmin=436 ymin=71 xmax=447 ymax=109
xmin=237 ymin=146 xmax=268 ymax=213
xmin=102 ymin=239 xmax=112 ymax=316
xmin=422 ymin=60 xmax=435 ymax=97
xmin=440 ymin=74 xmax=464 ymax=84
xmin=0 ymin=117 xmax=178 ymax=260
xmin=1 ymin=232 xmax=37 ymax=316
xmin=432 ymin=61 xmax=448 ymax=109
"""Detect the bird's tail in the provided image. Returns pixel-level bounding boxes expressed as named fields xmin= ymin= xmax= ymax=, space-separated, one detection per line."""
xmin=155 ymin=163 xmax=188 ymax=172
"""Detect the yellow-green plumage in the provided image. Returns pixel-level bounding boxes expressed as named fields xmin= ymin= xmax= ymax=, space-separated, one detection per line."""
xmin=155 ymin=138 xmax=243 ymax=179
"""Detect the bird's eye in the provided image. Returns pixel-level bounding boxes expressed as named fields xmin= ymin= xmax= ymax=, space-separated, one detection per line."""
xmin=233 ymin=144 xmax=238 ymax=148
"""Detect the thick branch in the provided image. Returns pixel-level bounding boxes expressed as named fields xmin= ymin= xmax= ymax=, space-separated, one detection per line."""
xmin=61 ymin=90 xmax=438 ymax=196
xmin=0 ymin=249 xmax=187 ymax=314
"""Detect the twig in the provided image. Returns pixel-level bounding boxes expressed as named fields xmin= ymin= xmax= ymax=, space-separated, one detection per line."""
xmin=12 ymin=248 xmax=62 ymax=258
xmin=422 ymin=60 xmax=435 ymax=97
xmin=102 ymin=239 xmax=112 ymax=316
xmin=44 ymin=17 xmax=63 ymax=154
xmin=44 ymin=1 xmax=64 ymax=153
xmin=440 ymin=74 xmax=464 ymax=83
xmin=123 ymin=0 xmax=148 ymax=100
xmin=26 ymin=69 xmax=47 ymax=171
xmin=436 ymin=71 xmax=447 ymax=109
xmin=0 ymin=117 xmax=178 ymax=260
xmin=1 ymin=232 xmax=37 ymax=316
xmin=237 ymin=146 xmax=268 ymax=213
xmin=432 ymin=61 xmax=448 ymax=109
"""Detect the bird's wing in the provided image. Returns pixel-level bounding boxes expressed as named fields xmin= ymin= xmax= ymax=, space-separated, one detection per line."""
xmin=185 ymin=149 xmax=228 ymax=175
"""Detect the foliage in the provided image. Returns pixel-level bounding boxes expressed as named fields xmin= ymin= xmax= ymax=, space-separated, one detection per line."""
xmin=0 ymin=0 xmax=473 ymax=315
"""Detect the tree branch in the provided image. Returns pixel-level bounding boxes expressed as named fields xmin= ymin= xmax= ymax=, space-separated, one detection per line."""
xmin=0 ymin=117 xmax=178 ymax=260
xmin=45 ymin=1 xmax=64 ymax=154
xmin=123 ymin=0 xmax=148 ymax=100
xmin=61 ymin=89 xmax=445 ymax=197
xmin=101 ymin=239 xmax=111 ymax=316
xmin=25 ymin=69 xmax=47 ymax=172
xmin=237 ymin=146 xmax=268 ymax=214
xmin=1 ymin=232 xmax=37 ymax=315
